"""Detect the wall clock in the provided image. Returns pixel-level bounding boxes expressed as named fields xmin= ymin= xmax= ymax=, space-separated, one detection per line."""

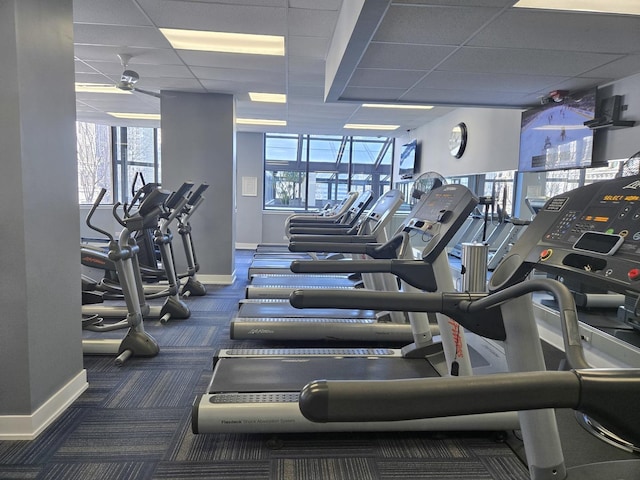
xmin=449 ymin=122 xmax=467 ymax=158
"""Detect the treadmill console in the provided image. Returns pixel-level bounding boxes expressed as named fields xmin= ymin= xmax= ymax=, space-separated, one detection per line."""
xmin=404 ymin=184 xmax=478 ymax=262
xmin=490 ymin=174 xmax=640 ymax=296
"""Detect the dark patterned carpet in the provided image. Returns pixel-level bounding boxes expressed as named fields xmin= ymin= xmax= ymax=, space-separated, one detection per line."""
xmin=0 ymin=250 xmax=530 ymax=480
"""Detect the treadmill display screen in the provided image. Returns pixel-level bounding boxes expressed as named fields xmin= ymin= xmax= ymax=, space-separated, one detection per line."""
xmin=572 ymin=231 xmax=624 ymax=255
xmin=581 ymin=205 xmax=616 ymax=223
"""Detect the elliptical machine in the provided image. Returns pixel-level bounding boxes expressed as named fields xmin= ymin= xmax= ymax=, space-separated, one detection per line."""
xmin=173 ymin=182 xmax=209 ymax=297
xmin=82 ymin=183 xmax=191 ymax=323
xmin=120 ymin=177 xmax=209 ymax=297
xmin=82 ymin=189 xmax=159 ymax=365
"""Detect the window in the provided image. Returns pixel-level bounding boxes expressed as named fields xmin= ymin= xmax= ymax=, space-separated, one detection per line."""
xmin=77 ymin=123 xmax=162 ymax=205
xmin=484 ymin=170 xmax=516 ymax=217
xmin=264 ymin=133 xmax=392 ymax=210
xmin=76 ymin=122 xmax=113 ymax=204
xmin=112 ymin=126 xmax=161 ymax=203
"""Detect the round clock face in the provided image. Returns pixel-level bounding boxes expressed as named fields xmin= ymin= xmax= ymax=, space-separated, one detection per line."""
xmin=449 ymin=122 xmax=467 ymax=158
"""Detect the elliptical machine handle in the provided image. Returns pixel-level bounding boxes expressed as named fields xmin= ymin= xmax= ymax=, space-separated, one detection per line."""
xmin=85 ymin=188 xmax=113 ymax=241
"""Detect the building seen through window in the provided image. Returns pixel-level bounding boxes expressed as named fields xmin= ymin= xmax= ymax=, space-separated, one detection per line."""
xmin=264 ymin=133 xmax=393 ymax=210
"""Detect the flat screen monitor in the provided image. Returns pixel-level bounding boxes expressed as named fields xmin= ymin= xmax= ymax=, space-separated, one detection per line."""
xmin=399 ymin=140 xmax=419 ymax=179
xmin=518 ymin=89 xmax=596 ymax=172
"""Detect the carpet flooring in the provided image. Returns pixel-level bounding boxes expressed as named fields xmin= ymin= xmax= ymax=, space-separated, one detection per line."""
xmin=0 ymin=250 xmax=531 ymax=480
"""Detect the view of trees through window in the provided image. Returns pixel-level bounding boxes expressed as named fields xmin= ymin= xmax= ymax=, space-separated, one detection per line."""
xmin=76 ymin=122 xmax=161 ymax=204
xmin=264 ymin=133 xmax=393 ymax=210
xmin=76 ymin=122 xmax=112 ymax=204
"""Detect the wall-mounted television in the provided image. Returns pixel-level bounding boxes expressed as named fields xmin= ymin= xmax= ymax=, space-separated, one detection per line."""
xmin=518 ymin=88 xmax=597 ymax=173
xmin=399 ymin=140 xmax=419 ymax=179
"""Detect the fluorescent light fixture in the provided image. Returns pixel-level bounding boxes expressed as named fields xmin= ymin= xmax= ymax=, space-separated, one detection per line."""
xmin=160 ymin=28 xmax=285 ymax=56
xmin=362 ymin=103 xmax=433 ymax=110
xmin=107 ymin=112 xmax=161 ymax=120
xmin=236 ymin=118 xmax=287 ymax=126
xmin=513 ymin=0 xmax=640 ymax=15
xmin=344 ymin=123 xmax=400 ymax=131
xmin=249 ymin=92 xmax=287 ymax=103
xmin=75 ymin=83 xmax=131 ymax=94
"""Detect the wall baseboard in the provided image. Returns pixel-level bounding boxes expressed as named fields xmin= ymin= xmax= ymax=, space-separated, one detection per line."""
xmin=198 ymin=273 xmax=236 ymax=285
xmin=235 ymin=242 xmax=258 ymax=250
xmin=0 ymin=369 xmax=88 ymax=440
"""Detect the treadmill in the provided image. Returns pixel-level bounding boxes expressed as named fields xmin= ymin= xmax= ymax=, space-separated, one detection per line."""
xmin=234 ymin=187 xmax=459 ymax=341
xmin=193 ymin=183 xmax=518 ymax=433
xmin=245 ymin=189 xmax=404 ymax=300
xmin=255 ymin=191 xmax=360 ymax=256
xmin=247 ymin=191 xmax=373 ymax=277
xmin=294 ymin=175 xmax=640 ymax=479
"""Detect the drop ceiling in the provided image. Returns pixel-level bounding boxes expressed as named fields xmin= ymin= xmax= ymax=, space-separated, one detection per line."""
xmin=73 ymin=0 xmax=640 ymax=135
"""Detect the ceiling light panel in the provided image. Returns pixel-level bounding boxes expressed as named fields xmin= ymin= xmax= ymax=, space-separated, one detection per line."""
xmin=75 ymin=83 xmax=132 ymax=94
xmin=513 ymin=0 xmax=640 ymax=15
xmin=108 ymin=112 xmax=161 ymax=120
xmin=160 ymin=28 xmax=285 ymax=56
xmin=236 ymin=118 xmax=287 ymax=126
xmin=362 ymin=104 xmax=433 ymax=110
xmin=343 ymin=123 xmax=400 ymax=130
xmin=249 ymin=92 xmax=287 ymax=103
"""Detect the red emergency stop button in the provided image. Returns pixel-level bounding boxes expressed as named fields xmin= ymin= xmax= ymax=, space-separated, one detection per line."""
xmin=628 ymin=268 xmax=640 ymax=281
xmin=540 ymin=249 xmax=553 ymax=261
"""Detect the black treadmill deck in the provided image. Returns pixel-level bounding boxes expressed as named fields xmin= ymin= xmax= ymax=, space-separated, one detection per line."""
xmin=208 ymin=356 xmax=439 ymax=394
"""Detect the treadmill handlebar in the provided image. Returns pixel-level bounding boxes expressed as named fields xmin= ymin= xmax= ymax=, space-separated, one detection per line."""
xmin=288 ymin=226 xmax=353 ymax=235
xmin=291 ymin=258 xmax=438 ymax=291
xmin=298 ymin=367 xmax=640 ymax=448
xmin=290 ymin=259 xmax=392 ymax=274
xmin=288 ymin=234 xmax=376 ymax=244
xmin=289 ymin=236 xmax=402 ymax=258
xmin=289 ymin=242 xmax=374 ymax=255
xmin=288 ymin=214 xmax=342 ymax=224
xmin=290 ymin=289 xmax=444 ymax=311
xmin=299 ymin=370 xmax=580 ymax=423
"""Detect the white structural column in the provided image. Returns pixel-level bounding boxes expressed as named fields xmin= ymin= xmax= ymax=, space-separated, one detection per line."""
xmin=160 ymin=91 xmax=237 ymax=283
xmin=0 ymin=0 xmax=87 ymax=440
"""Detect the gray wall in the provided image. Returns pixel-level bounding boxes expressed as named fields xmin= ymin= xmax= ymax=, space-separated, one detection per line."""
xmin=0 ymin=0 xmax=84 ymax=416
xmin=408 ymin=107 xmax=523 ymax=177
xmin=592 ymin=71 xmax=640 ymax=163
xmin=236 ymin=132 xmax=264 ymax=247
xmin=160 ymin=91 xmax=236 ymax=280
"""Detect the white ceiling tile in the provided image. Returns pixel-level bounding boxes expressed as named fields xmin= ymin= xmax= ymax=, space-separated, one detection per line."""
xmin=374 ymin=5 xmax=502 ymax=45
xmin=358 ymin=43 xmax=456 ymax=70
xmin=581 ymin=55 xmax=640 ymax=80
xmin=437 ymin=47 xmax=623 ymax=77
xmin=74 ymin=24 xmax=171 ymax=49
xmin=288 ymin=36 xmax=330 ymax=58
xmin=289 ymin=0 xmax=342 ymax=11
xmin=191 ymin=66 xmax=285 ymax=85
xmin=176 ymin=50 xmax=285 ymax=71
xmin=340 ymin=86 xmax=407 ymax=102
xmin=72 ymin=0 xmax=153 ymax=26
xmin=413 ymin=71 xmax=572 ymax=94
xmin=400 ymin=87 xmax=532 ymax=107
xmin=287 ymin=8 xmax=339 ymax=37
xmin=74 ymin=45 xmax=183 ymax=65
xmin=470 ymin=10 xmax=640 ymax=54
xmin=136 ymin=0 xmax=286 ymax=35
xmin=350 ymin=68 xmax=427 ymax=89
